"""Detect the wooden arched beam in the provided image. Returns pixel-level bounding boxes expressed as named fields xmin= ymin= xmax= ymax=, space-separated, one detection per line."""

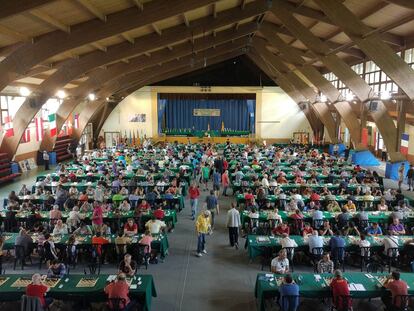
xmin=71 ymin=50 xmax=245 ymax=146
xmin=314 ymin=0 xmax=414 ymax=100
xmin=247 ymin=49 xmax=324 ymax=136
xmin=0 ymin=0 xmax=55 ymax=20
xmin=259 ymin=22 xmax=361 ymax=146
xmin=253 ymin=38 xmax=338 ymax=143
xmin=0 ymin=0 xmax=218 ymax=92
xmin=270 ymin=1 xmax=405 ymax=162
xmin=38 ymin=25 xmax=257 ymax=152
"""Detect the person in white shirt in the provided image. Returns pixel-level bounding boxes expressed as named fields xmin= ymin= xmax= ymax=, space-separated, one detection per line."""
xmin=307 ymin=230 xmax=324 ymax=253
xmin=280 ymin=233 xmax=298 ymax=255
xmin=383 ymin=235 xmax=400 ymax=257
xmin=119 ymin=200 xmax=131 ymax=212
xmin=226 ymin=202 xmax=241 ymax=248
xmin=53 ymin=220 xmax=68 ymax=235
xmin=358 ymin=234 xmax=371 ymax=257
xmin=67 ymin=206 xmax=81 ymax=230
xmin=271 ymin=249 xmax=290 ymax=274
xmin=145 ymin=217 xmax=166 ymax=234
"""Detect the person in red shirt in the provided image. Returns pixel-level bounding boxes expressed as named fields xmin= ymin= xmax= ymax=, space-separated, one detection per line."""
xmin=310 ymin=192 xmax=321 ymax=202
xmin=91 ymin=231 xmax=109 ymax=258
xmin=244 ymin=189 xmax=254 ymax=205
xmin=272 ymin=222 xmax=290 ymax=236
xmin=302 ymin=223 xmax=314 ymax=237
xmin=153 ymin=206 xmax=165 ymax=220
xmin=78 ymin=191 xmax=88 ymax=202
xmin=26 ymin=273 xmax=53 ymax=308
xmin=382 ymin=271 xmax=408 ymax=309
xmin=124 ymin=218 xmax=138 ymax=236
xmin=105 ymin=273 xmax=136 ymax=310
xmin=138 ymin=199 xmax=151 ymax=212
xmin=330 ymin=270 xmax=351 ymax=310
xmin=223 ymin=159 xmax=228 ymax=171
xmin=189 ymin=182 xmax=200 ymax=220
xmin=221 ymin=170 xmax=230 ymax=197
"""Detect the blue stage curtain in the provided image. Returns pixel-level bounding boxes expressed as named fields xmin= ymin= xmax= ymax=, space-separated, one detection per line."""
xmin=161 ymin=94 xmax=255 ymax=132
xmin=157 ymin=97 xmax=167 ymax=134
xmin=246 ymin=99 xmax=255 ymax=133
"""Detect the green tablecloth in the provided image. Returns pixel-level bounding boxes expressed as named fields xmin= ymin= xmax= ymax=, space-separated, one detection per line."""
xmin=245 ymin=234 xmax=411 ymax=260
xmin=3 ymin=232 xmax=169 ymax=258
xmin=240 ymin=210 xmax=411 ymax=227
xmin=255 ymin=272 xmax=414 ymax=311
xmin=2 ymin=210 xmax=177 ymax=227
xmin=236 ymin=194 xmax=382 ymax=205
xmin=0 ymin=274 xmax=156 ymax=310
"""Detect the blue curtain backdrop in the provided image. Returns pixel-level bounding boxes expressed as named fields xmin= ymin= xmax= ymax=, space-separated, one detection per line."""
xmin=158 ymin=93 xmax=255 ymax=132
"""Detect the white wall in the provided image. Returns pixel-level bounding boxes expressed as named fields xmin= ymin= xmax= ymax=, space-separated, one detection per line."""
xmin=100 ymin=86 xmax=153 ymax=139
xmin=258 ymin=87 xmax=312 ymax=139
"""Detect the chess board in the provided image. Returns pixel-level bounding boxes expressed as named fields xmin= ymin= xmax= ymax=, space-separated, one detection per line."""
xmin=0 ymin=277 xmax=9 ymax=286
xmin=3 ymin=235 xmax=12 ymax=241
xmin=376 ymin=276 xmax=388 ymax=286
xmin=323 ymin=277 xmax=333 ymax=287
xmin=275 ymin=277 xmax=284 ymax=286
xmin=11 ymin=278 xmax=32 ymax=288
xmin=43 ymin=278 xmax=60 ymax=288
xmin=75 ymin=236 xmax=87 ymax=242
xmin=76 ymin=277 xmax=98 ymax=288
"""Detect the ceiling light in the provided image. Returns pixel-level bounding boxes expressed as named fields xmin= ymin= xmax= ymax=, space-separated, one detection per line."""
xmin=319 ymin=94 xmax=327 ymax=103
xmin=88 ymin=93 xmax=96 ymax=101
xmin=380 ymin=90 xmax=391 ymax=100
xmin=56 ymin=90 xmax=66 ymax=99
xmin=345 ymin=92 xmax=354 ymax=101
xmin=19 ymin=87 xmax=31 ymax=97
xmin=106 ymin=97 xmax=110 ymax=101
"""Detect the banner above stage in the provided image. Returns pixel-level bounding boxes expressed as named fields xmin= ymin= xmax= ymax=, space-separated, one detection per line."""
xmin=193 ymin=109 xmax=220 ymax=117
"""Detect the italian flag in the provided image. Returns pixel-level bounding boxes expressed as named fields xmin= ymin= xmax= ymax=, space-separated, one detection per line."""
xmin=4 ymin=116 xmax=14 ymax=137
xmin=22 ymin=128 xmax=30 ymax=143
xmin=35 ymin=117 xmax=44 ymax=141
xmin=48 ymin=113 xmax=57 ymax=137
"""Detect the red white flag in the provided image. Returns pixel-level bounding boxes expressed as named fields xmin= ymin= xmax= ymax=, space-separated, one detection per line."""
xmin=4 ymin=116 xmax=14 ymax=137
xmin=21 ymin=128 xmax=30 ymax=143
xmin=74 ymin=114 xmax=79 ymax=129
xmin=67 ymin=120 xmax=73 ymax=136
xmin=35 ymin=117 xmax=44 ymax=141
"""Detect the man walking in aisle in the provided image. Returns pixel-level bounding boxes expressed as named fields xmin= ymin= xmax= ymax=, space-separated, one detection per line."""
xmin=189 ymin=182 xmax=200 ymax=220
xmin=195 ymin=210 xmax=211 ymax=257
xmin=213 ymin=169 xmax=221 ymax=197
xmin=226 ymin=202 xmax=241 ymax=249
xmin=43 ymin=150 xmax=50 ymax=170
xmin=205 ymin=190 xmax=219 ymax=229
xmin=407 ymin=165 xmax=414 ymax=191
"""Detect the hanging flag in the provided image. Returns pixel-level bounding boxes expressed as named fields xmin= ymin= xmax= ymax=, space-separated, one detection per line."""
xmin=136 ymin=129 xmax=140 ymax=146
xmin=337 ymin=125 xmax=341 ymax=142
xmin=74 ymin=114 xmax=79 ymax=129
xmin=207 ymin=123 xmax=210 ymax=131
xmin=35 ymin=117 xmax=44 ymax=141
xmin=129 ymin=130 xmax=132 ymax=145
xmin=4 ymin=116 xmax=14 ymax=137
xmin=132 ymin=130 xmax=136 ymax=146
xmin=48 ymin=113 xmax=57 ymax=136
xmin=67 ymin=120 xmax=73 ymax=136
xmin=361 ymin=128 xmax=368 ymax=147
xmin=21 ymin=128 xmax=30 ymax=143
xmin=221 ymin=121 xmax=224 ymax=132
xmin=400 ymin=133 xmax=409 ymax=155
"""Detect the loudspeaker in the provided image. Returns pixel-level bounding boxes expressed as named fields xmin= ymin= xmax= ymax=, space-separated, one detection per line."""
xmin=368 ymin=100 xmax=378 ymax=112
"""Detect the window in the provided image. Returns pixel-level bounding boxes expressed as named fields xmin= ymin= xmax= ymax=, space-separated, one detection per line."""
xmin=0 ymin=95 xmax=25 ymax=125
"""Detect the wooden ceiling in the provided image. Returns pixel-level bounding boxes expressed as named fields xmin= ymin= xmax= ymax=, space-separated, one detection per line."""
xmin=0 ymin=0 xmax=414 ymax=160
xmin=0 ymin=0 xmax=413 ymax=96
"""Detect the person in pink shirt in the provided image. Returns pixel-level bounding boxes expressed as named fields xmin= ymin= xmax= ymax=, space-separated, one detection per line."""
xmin=139 ymin=230 xmax=153 ymax=254
xmin=221 ymin=170 xmax=230 ymax=196
xmin=92 ymin=202 xmax=103 ymax=230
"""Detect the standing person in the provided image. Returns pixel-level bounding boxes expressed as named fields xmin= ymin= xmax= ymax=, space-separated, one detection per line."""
xmin=381 ymin=147 xmax=387 ymax=161
xmin=398 ymin=163 xmax=405 ymax=191
xmin=189 ymin=182 xmax=200 ymax=220
xmin=407 ymin=164 xmax=414 ymax=191
xmin=43 ymin=151 xmax=50 ymax=170
xmin=205 ymin=190 xmax=219 ymax=229
xmin=226 ymin=202 xmax=241 ymax=249
xmin=213 ymin=169 xmax=221 ymax=197
xmin=221 ymin=170 xmax=230 ymax=196
xmin=195 ymin=210 xmax=211 ymax=257
xmin=201 ymin=163 xmax=210 ymax=191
